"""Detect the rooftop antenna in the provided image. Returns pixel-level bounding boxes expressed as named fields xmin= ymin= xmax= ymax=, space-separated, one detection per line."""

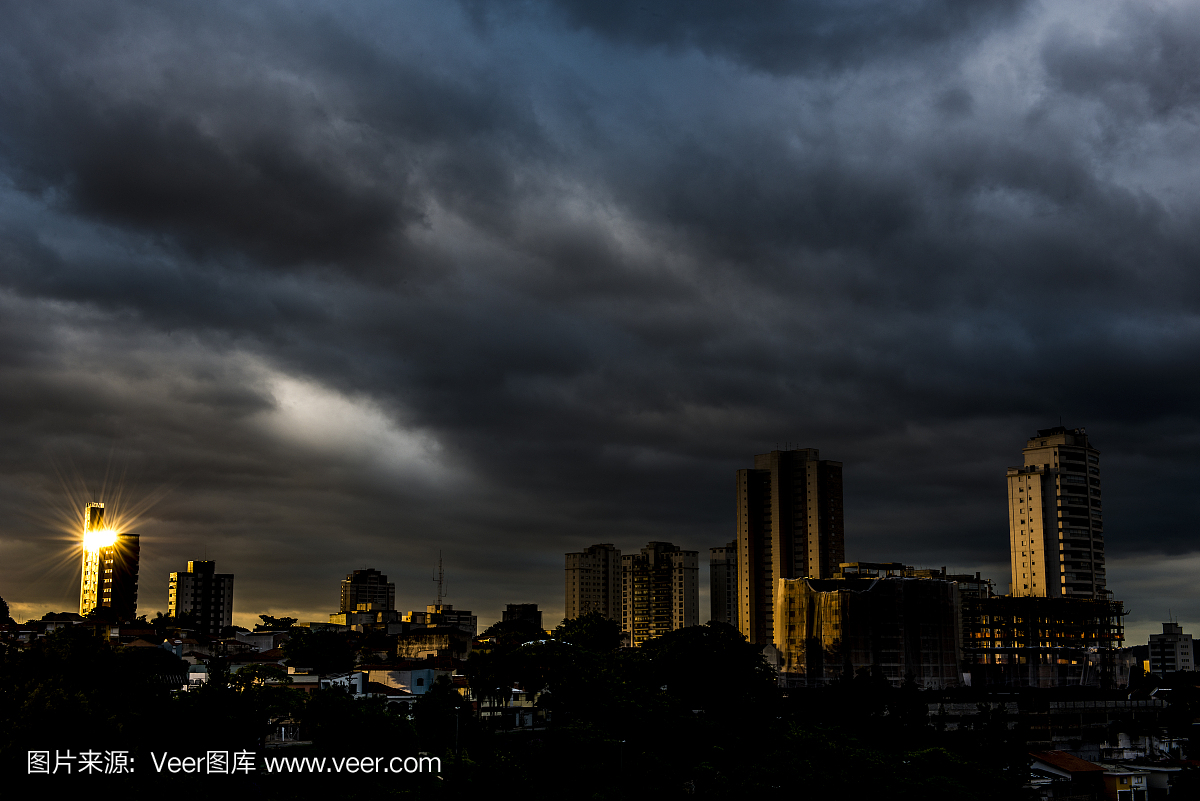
xmin=433 ymin=551 xmax=444 ymax=607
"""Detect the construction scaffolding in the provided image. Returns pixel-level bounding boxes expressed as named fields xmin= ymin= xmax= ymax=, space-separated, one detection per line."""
xmin=963 ymin=594 xmax=1126 ymax=688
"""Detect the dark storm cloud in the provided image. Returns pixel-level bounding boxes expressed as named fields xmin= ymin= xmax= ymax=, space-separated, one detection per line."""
xmin=0 ymin=1 xmax=541 ymax=279
xmin=475 ymin=0 xmax=1028 ymax=74
xmin=1 ymin=0 xmax=1199 ymax=638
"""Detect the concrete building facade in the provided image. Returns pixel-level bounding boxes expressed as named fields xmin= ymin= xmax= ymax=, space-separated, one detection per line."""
xmin=340 ymin=568 xmax=396 ymax=612
xmin=1149 ymin=621 xmax=1193 ymax=676
xmin=709 ymin=540 xmax=736 ymax=626
xmin=621 ymin=542 xmax=699 ymax=647
xmin=564 ymin=543 xmax=622 ymax=622
xmin=1007 ymin=427 xmax=1106 ymax=599
xmin=168 ymin=561 xmax=234 ymax=635
xmin=737 ymin=448 xmax=844 ymax=645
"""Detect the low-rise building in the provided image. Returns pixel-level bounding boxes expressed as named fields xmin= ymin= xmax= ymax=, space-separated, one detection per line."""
xmin=402 ymin=604 xmax=477 ymax=637
xmin=1148 ymin=621 xmax=1193 ymax=676
xmin=235 ymin=630 xmax=289 ymax=653
xmin=367 ymin=664 xmax=447 ymax=695
xmin=502 ymin=603 xmax=543 ymax=631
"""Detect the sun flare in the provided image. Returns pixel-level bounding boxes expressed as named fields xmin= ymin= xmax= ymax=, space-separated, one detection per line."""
xmin=82 ymin=528 xmax=118 ymax=552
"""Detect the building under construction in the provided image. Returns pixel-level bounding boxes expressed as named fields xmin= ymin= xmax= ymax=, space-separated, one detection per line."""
xmin=774 ymin=563 xmax=963 ymax=689
xmin=962 ymin=594 xmax=1125 ymax=688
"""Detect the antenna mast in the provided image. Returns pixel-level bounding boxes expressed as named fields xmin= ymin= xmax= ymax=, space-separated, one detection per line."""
xmin=433 ymin=551 xmax=444 ymax=606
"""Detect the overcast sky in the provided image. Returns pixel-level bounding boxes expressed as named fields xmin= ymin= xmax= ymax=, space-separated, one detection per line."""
xmin=2 ymin=0 xmax=1198 ymax=643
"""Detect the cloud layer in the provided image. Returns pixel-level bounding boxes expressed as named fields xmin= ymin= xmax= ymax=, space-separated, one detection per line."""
xmin=1 ymin=0 xmax=1199 ymax=636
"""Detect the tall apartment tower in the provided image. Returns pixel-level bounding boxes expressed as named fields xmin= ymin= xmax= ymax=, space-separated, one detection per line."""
xmin=737 ymin=448 xmax=844 ymax=645
xmin=565 ymin=543 xmax=622 ymax=622
xmin=340 ymin=568 xmax=396 ymax=612
xmin=168 ymin=561 xmax=234 ymax=635
xmin=709 ymin=541 xmax=736 ymax=626
xmin=1007 ymin=427 xmax=1105 ymax=599
xmin=621 ymin=542 xmax=699 ymax=647
xmin=79 ymin=502 xmax=140 ymax=620
xmin=1149 ymin=622 xmax=1194 ymax=675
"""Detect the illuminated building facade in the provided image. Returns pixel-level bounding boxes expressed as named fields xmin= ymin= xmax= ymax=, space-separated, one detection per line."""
xmin=168 ymin=560 xmax=234 ymax=635
xmin=774 ymin=564 xmax=963 ymax=688
xmin=78 ymin=502 xmax=140 ymax=620
xmin=1007 ymin=427 xmax=1106 ymax=599
xmin=79 ymin=502 xmax=105 ymax=616
xmin=621 ymin=542 xmax=699 ymax=647
xmin=737 ymin=448 xmax=844 ymax=645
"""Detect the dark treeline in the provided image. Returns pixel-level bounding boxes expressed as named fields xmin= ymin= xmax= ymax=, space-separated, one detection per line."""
xmin=0 ymin=616 xmax=1055 ymax=799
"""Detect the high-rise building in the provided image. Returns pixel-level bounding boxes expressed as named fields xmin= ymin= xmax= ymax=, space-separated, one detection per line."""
xmin=79 ymin=502 xmax=140 ymax=620
xmin=709 ymin=541 xmax=736 ymax=626
xmin=168 ymin=561 xmax=234 ymax=635
xmin=737 ymin=448 xmax=844 ymax=645
xmin=340 ymin=568 xmax=396 ymax=612
xmin=1149 ymin=622 xmax=1194 ymax=676
xmin=564 ymin=543 xmax=622 ymax=622
xmin=1007 ymin=427 xmax=1105 ymax=599
xmin=621 ymin=542 xmax=699 ymax=647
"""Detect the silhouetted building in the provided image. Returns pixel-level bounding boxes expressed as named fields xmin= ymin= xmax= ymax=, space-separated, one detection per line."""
xmin=168 ymin=561 xmax=234 ymax=635
xmin=565 ymin=543 xmax=622 ymax=622
xmin=621 ymin=542 xmax=699 ymax=647
xmin=340 ymin=569 xmax=396 ymax=612
xmin=709 ymin=541 xmax=736 ymax=625
xmin=775 ymin=564 xmax=962 ymax=688
xmin=1149 ymin=621 xmax=1193 ymax=676
xmin=737 ymin=448 xmax=844 ymax=645
xmin=1007 ymin=427 xmax=1106 ymax=599
xmin=502 ymin=603 xmax=543 ymax=630
xmin=79 ymin=502 xmax=140 ymax=620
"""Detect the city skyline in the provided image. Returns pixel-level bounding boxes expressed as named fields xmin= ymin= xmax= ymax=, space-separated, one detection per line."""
xmin=10 ymin=424 xmax=1182 ymax=649
xmin=2 ymin=2 xmax=1200 ymax=647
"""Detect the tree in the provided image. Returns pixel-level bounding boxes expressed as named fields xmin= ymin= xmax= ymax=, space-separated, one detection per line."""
xmin=413 ymin=674 xmax=472 ymax=754
xmin=639 ymin=622 xmax=777 ymax=717
xmin=282 ymin=628 xmax=356 ymax=678
xmin=256 ymin=614 xmax=298 ymax=631
xmin=556 ymin=611 xmax=622 ymax=652
xmin=0 ymin=594 xmax=11 ymax=624
xmin=479 ymin=617 xmax=545 ymax=648
xmin=229 ymin=663 xmax=292 ymax=691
